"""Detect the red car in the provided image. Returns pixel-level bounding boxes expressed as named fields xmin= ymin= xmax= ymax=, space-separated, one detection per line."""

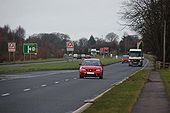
xmin=122 ymin=55 xmax=129 ymax=63
xmin=79 ymin=58 xmax=103 ymax=79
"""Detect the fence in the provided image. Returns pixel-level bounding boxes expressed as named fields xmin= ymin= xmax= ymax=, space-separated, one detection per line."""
xmin=156 ymin=61 xmax=170 ymax=69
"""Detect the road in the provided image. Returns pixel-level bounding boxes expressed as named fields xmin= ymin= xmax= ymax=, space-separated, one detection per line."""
xmin=0 ymin=61 xmax=147 ymax=113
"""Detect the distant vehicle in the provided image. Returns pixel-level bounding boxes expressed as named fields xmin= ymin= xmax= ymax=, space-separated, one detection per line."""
xmin=128 ymin=49 xmax=144 ymax=67
xmin=81 ymin=54 xmax=86 ymax=58
xmin=100 ymin=47 xmax=109 ymax=55
xmin=85 ymin=55 xmax=92 ymax=59
xmin=68 ymin=54 xmax=73 ymax=57
xmin=121 ymin=55 xmax=129 ymax=63
xmin=77 ymin=54 xmax=81 ymax=59
xmin=73 ymin=54 xmax=81 ymax=59
xmin=91 ymin=49 xmax=97 ymax=56
xmin=73 ymin=54 xmax=78 ymax=58
xmin=79 ymin=58 xmax=103 ymax=79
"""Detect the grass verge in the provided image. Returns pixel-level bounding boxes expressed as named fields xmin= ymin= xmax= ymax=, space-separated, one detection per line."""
xmin=83 ymin=70 xmax=149 ymax=113
xmin=3 ymin=58 xmax=65 ymax=64
xmin=0 ymin=58 xmax=120 ymax=74
xmin=160 ymin=69 xmax=170 ymax=99
xmin=101 ymin=58 xmax=121 ymax=66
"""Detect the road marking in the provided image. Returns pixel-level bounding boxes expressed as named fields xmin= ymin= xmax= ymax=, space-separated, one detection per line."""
xmin=65 ymin=79 xmax=69 ymax=81
xmin=41 ymin=84 xmax=47 ymax=87
xmin=55 ymin=81 xmax=59 ymax=84
xmin=0 ymin=79 xmax=6 ymax=81
xmin=73 ymin=78 xmax=77 ymax=80
xmin=1 ymin=93 xmax=10 ymax=97
xmin=23 ymin=88 xmax=31 ymax=92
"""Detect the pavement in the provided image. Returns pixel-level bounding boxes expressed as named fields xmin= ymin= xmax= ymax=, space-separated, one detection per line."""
xmin=132 ymin=66 xmax=170 ymax=113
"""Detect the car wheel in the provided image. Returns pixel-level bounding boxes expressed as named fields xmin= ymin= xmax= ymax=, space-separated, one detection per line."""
xmin=99 ymin=76 xmax=103 ymax=79
xmin=80 ymin=75 xmax=84 ymax=79
xmin=139 ymin=64 xmax=143 ymax=67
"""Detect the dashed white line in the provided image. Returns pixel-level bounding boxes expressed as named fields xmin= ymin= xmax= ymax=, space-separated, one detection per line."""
xmin=1 ymin=93 xmax=10 ymax=97
xmin=73 ymin=78 xmax=77 ymax=80
xmin=23 ymin=88 xmax=31 ymax=92
xmin=0 ymin=79 xmax=6 ymax=81
xmin=55 ymin=81 xmax=59 ymax=84
xmin=41 ymin=84 xmax=47 ymax=87
xmin=65 ymin=79 xmax=69 ymax=81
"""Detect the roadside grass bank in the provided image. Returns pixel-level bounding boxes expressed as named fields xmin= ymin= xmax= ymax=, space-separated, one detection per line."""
xmin=101 ymin=58 xmax=120 ymax=66
xmin=1 ymin=58 xmax=65 ymax=65
xmin=160 ymin=69 xmax=170 ymax=99
xmin=83 ymin=70 xmax=149 ymax=113
xmin=0 ymin=58 xmax=120 ymax=75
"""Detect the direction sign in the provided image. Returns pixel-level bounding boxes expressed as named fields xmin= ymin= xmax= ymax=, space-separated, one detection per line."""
xmin=66 ymin=41 xmax=74 ymax=51
xmin=8 ymin=42 xmax=16 ymax=52
xmin=23 ymin=43 xmax=38 ymax=54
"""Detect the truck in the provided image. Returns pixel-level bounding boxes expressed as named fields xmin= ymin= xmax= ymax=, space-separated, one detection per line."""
xmin=128 ymin=49 xmax=144 ymax=67
xmin=100 ymin=47 xmax=109 ymax=55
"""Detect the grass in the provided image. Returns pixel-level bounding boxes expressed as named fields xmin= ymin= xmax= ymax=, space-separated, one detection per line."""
xmin=83 ymin=70 xmax=149 ymax=113
xmin=4 ymin=58 xmax=65 ymax=64
xmin=0 ymin=58 xmax=120 ymax=74
xmin=101 ymin=58 xmax=121 ymax=66
xmin=160 ymin=69 xmax=170 ymax=99
xmin=0 ymin=61 xmax=80 ymax=74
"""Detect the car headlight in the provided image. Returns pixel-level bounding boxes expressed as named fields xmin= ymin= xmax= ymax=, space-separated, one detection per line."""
xmin=80 ymin=67 xmax=86 ymax=71
xmin=96 ymin=68 xmax=102 ymax=72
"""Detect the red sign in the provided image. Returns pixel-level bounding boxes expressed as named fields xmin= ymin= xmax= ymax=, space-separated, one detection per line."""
xmin=100 ymin=47 xmax=109 ymax=54
xmin=8 ymin=42 xmax=16 ymax=52
xmin=66 ymin=41 xmax=74 ymax=51
xmin=67 ymin=41 xmax=74 ymax=48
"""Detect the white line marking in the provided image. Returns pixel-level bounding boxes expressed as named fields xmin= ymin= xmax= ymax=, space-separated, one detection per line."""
xmin=41 ymin=84 xmax=47 ymax=87
xmin=23 ymin=88 xmax=31 ymax=92
xmin=1 ymin=93 xmax=10 ymax=97
xmin=73 ymin=78 xmax=77 ymax=80
xmin=55 ymin=81 xmax=59 ymax=84
xmin=0 ymin=79 xmax=6 ymax=81
xmin=65 ymin=79 xmax=69 ymax=81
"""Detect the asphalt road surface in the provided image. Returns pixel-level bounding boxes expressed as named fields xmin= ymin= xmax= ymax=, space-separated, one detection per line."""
xmin=0 ymin=61 xmax=147 ymax=113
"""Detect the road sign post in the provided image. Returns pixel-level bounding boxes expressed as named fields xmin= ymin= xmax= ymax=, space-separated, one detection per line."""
xmin=66 ymin=41 xmax=74 ymax=52
xmin=23 ymin=43 xmax=38 ymax=61
xmin=8 ymin=42 xmax=16 ymax=61
xmin=66 ymin=41 xmax=74 ymax=61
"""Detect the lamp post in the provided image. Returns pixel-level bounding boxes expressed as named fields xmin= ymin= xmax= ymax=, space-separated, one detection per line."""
xmin=163 ymin=20 xmax=166 ymax=68
xmin=163 ymin=0 xmax=167 ymax=68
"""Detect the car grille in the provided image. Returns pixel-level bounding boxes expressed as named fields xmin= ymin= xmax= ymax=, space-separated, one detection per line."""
xmin=86 ymin=68 xmax=96 ymax=72
xmin=132 ymin=59 xmax=140 ymax=62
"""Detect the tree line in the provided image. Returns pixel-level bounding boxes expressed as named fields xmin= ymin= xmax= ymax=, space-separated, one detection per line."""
xmin=121 ymin=0 xmax=170 ymax=62
xmin=0 ymin=25 xmax=140 ymax=62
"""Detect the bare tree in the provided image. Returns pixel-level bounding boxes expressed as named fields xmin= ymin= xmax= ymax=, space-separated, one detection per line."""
xmin=121 ymin=0 xmax=170 ymax=61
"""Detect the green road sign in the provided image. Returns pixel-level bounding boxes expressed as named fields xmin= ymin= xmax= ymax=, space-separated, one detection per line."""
xmin=23 ymin=43 xmax=38 ymax=54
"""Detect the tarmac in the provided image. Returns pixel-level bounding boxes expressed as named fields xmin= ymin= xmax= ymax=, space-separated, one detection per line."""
xmin=132 ymin=63 xmax=170 ymax=113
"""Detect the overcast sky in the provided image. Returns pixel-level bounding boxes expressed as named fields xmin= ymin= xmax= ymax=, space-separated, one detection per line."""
xmin=0 ymin=0 xmax=136 ymax=40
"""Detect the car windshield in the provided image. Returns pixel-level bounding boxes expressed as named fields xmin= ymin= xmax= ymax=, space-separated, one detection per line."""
xmin=129 ymin=51 xmax=143 ymax=57
xmin=123 ymin=55 xmax=129 ymax=58
xmin=82 ymin=60 xmax=101 ymax=66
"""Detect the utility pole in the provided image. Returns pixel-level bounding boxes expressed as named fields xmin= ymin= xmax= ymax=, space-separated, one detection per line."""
xmin=163 ymin=20 xmax=166 ymax=68
xmin=163 ymin=0 xmax=167 ymax=68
